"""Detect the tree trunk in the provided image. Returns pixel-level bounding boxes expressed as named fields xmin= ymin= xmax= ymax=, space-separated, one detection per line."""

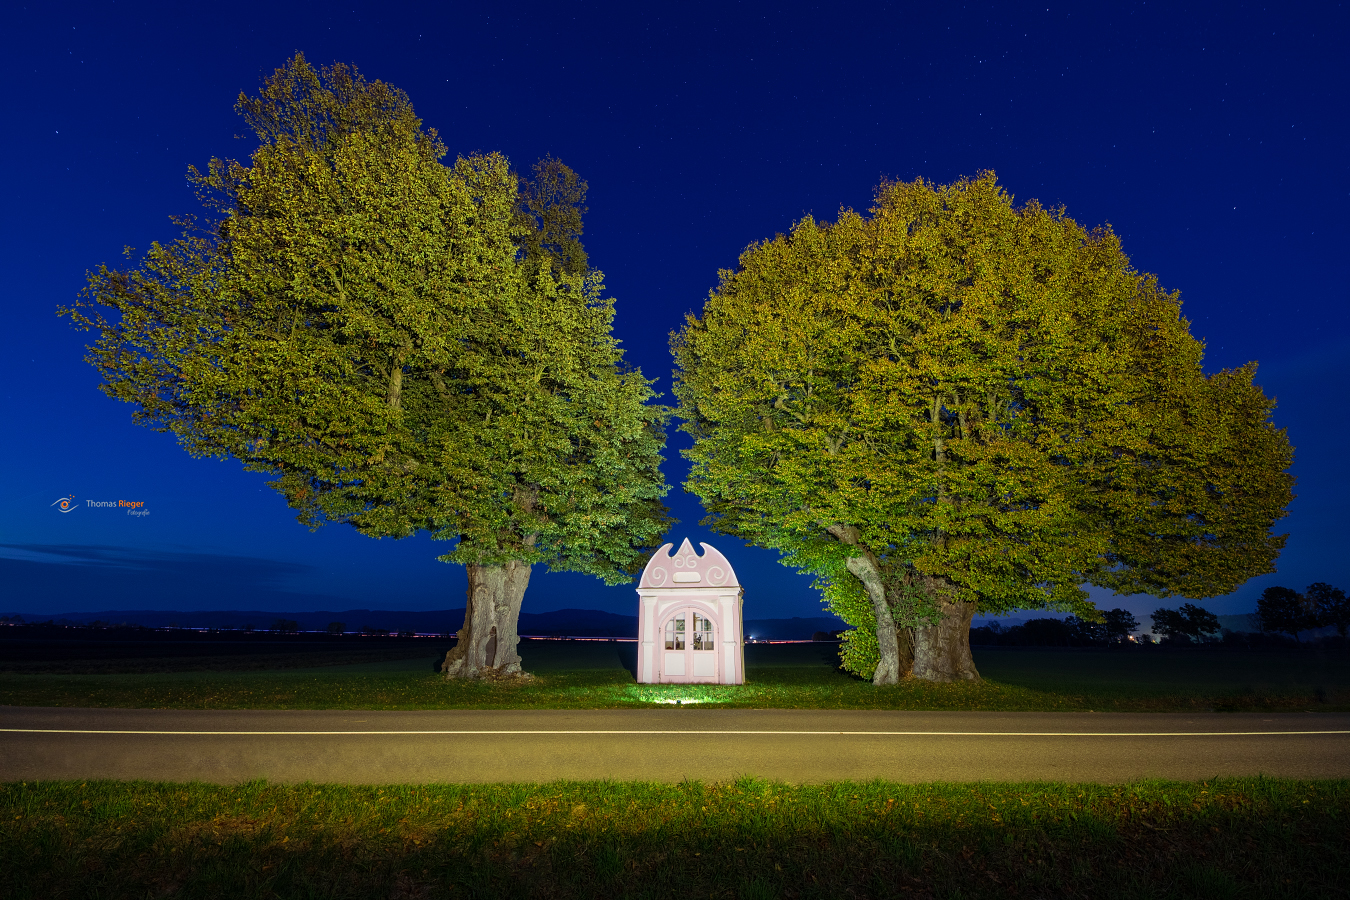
xmin=843 ymin=554 xmax=907 ymax=685
xmin=891 ymin=609 xmax=915 ymax=678
xmin=911 ymin=579 xmax=980 ymax=682
xmin=441 ymin=560 xmax=532 ymax=678
xmin=826 ymin=525 xmax=906 ymax=685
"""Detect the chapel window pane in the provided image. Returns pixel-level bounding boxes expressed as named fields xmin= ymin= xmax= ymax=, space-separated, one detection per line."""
xmin=667 ymin=615 xmax=685 ymax=650
xmin=694 ymin=614 xmax=714 ymax=651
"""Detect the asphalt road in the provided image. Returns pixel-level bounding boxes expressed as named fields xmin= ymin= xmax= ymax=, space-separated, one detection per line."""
xmin=3 ymin=706 xmax=1348 ymax=784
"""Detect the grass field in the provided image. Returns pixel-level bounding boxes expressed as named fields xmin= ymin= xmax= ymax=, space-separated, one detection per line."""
xmin=2 ymin=640 xmax=1348 ymax=712
xmin=3 ymin=777 xmax=1346 ymax=899
xmin=5 ymin=643 xmax=1349 ymax=897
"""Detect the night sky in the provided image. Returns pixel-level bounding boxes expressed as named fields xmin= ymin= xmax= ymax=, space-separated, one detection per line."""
xmin=3 ymin=2 xmax=1346 ymax=622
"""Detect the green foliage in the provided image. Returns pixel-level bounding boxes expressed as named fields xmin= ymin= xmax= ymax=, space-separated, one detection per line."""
xmin=672 ymin=172 xmax=1294 ymax=675
xmin=512 ymin=154 xmax=590 ymax=279
xmin=837 ymin=614 xmax=880 ymax=678
xmin=61 ymin=54 xmax=670 ymax=582
xmin=816 ymin=568 xmax=881 ymax=677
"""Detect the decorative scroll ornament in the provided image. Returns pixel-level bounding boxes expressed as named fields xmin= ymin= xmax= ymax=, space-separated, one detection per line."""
xmin=639 ymin=538 xmax=740 ymax=589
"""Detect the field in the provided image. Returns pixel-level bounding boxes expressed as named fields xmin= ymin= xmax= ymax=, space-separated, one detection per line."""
xmin=5 ymin=636 xmax=1350 ymax=897
xmin=2 ymin=636 xmax=1348 ymax=712
xmin=3 ymin=777 xmax=1347 ymax=899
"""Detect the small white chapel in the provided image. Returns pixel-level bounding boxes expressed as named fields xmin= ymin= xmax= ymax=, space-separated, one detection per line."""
xmin=635 ymin=538 xmax=745 ymax=684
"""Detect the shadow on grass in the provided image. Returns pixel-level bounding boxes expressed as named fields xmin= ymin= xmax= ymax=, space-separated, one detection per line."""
xmin=3 ymin=778 xmax=1346 ymax=899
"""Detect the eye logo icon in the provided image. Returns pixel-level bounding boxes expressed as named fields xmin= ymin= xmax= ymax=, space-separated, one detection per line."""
xmin=51 ymin=495 xmax=76 ymax=514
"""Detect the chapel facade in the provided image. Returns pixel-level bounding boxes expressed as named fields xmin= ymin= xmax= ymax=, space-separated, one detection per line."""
xmin=635 ymin=538 xmax=745 ymax=684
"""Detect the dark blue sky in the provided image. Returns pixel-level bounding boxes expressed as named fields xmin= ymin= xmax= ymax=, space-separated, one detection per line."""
xmin=3 ymin=1 xmax=1345 ymax=620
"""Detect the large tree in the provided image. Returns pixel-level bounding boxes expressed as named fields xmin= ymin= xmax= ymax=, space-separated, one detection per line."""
xmin=672 ymin=173 xmax=1294 ymax=683
xmin=62 ymin=55 xmax=671 ymax=677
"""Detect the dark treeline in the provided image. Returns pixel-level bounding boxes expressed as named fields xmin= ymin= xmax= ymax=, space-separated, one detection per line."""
xmin=972 ymin=618 xmax=1346 ymax=649
xmin=971 ymin=612 xmax=1140 ymax=648
xmin=971 ymin=585 xmax=1348 ymax=649
xmin=1254 ymin=583 xmax=1348 ymax=643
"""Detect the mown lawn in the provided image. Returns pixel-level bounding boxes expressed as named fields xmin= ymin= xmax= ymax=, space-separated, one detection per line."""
xmin=1 ymin=641 xmax=1347 ymax=712
xmin=3 ymin=777 xmax=1346 ymax=899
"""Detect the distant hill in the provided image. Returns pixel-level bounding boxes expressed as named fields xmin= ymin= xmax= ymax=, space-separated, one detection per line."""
xmin=0 ymin=607 xmax=631 ymax=636
xmin=3 ymin=608 xmax=469 ymax=634
xmin=23 ymin=608 xmax=1311 ymax=640
xmin=743 ymin=617 xmax=848 ymax=640
xmin=4 ymin=608 xmax=847 ymax=641
xmin=973 ymin=614 xmax=1277 ymax=636
xmin=520 ymin=609 xmax=636 ymax=636
xmin=973 ymin=618 xmax=1028 ymax=629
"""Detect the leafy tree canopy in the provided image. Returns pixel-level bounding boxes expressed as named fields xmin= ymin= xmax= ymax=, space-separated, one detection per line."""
xmin=63 ymin=54 xmax=671 ymax=675
xmin=673 ymin=173 xmax=1294 ymax=682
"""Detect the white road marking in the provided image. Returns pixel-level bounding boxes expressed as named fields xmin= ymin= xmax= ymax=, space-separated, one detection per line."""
xmin=3 ymin=728 xmax=1348 ymax=737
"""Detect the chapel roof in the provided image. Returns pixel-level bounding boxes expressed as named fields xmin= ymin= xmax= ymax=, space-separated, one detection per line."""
xmin=638 ymin=538 xmax=740 ymax=590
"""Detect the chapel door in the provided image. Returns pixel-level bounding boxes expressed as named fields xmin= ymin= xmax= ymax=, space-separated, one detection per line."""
xmin=661 ymin=609 xmax=717 ymax=683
